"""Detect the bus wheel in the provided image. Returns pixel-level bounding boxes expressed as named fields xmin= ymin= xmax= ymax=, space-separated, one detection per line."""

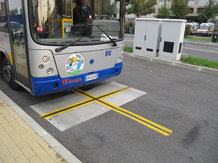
xmin=2 ymin=57 xmax=19 ymax=90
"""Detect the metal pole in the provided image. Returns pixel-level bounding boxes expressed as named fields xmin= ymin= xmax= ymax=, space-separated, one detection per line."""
xmin=184 ymin=0 xmax=187 ymax=19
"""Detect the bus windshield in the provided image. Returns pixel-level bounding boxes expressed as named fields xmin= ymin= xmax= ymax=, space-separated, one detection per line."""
xmin=29 ymin=0 xmax=124 ymax=45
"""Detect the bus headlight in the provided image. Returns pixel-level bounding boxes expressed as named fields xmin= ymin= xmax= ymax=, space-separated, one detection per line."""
xmin=39 ymin=64 xmax=44 ymax=69
xmin=42 ymin=56 xmax=50 ymax=63
xmin=29 ymin=49 xmax=58 ymax=77
xmin=47 ymin=68 xmax=54 ymax=74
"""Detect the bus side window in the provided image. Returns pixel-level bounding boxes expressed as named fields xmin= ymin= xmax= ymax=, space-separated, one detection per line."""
xmin=0 ymin=0 xmax=8 ymax=29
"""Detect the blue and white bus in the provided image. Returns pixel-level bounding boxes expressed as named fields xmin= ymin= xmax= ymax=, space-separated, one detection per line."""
xmin=0 ymin=0 xmax=125 ymax=96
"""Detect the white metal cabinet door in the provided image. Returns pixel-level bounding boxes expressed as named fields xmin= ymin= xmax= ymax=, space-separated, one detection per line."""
xmin=145 ymin=20 xmax=161 ymax=57
xmin=133 ymin=20 xmax=146 ymax=54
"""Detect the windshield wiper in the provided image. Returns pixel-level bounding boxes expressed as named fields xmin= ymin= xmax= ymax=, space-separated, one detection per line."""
xmin=95 ymin=25 xmax=117 ymax=46
xmin=55 ymin=24 xmax=117 ymax=52
xmin=55 ymin=38 xmax=81 ymax=52
xmin=76 ymin=24 xmax=117 ymax=46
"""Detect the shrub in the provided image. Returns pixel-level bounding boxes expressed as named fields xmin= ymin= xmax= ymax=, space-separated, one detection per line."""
xmin=185 ymin=24 xmax=191 ymax=36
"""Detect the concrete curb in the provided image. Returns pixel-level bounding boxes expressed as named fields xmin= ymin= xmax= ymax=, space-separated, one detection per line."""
xmin=124 ymin=52 xmax=218 ymax=76
xmin=0 ymin=91 xmax=82 ymax=163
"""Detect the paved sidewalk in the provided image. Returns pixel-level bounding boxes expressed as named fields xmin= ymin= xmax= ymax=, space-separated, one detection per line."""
xmin=0 ymin=92 xmax=81 ymax=163
xmin=0 ymin=97 xmax=67 ymax=163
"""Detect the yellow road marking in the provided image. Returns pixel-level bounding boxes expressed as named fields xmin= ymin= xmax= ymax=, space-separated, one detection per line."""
xmin=99 ymin=99 xmax=172 ymax=134
xmin=75 ymin=86 xmax=132 ymax=100
xmin=97 ymin=86 xmax=132 ymax=99
xmin=97 ymin=101 xmax=170 ymax=136
xmin=41 ymin=98 xmax=94 ymax=119
xmin=40 ymin=86 xmax=130 ymax=119
xmin=75 ymin=88 xmax=172 ymax=136
xmin=73 ymin=89 xmax=94 ymax=99
xmin=41 ymin=87 xmax=130 ymax=119
xmin=98 ymin=99 xmax=172 ymax=136
xmin=41 ymin=86 xmax=173 ymax=136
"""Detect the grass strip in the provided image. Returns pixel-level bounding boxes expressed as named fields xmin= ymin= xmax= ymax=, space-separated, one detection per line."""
xmin=124 ymin=46 xmax=133 ymax=53
xmin=184 ymin=36 xmax=212 ymax=42
xmin=124 ymin=46 xmax=218 ymax=70
xmin=181 ymin=56 xmax=218 ymax=69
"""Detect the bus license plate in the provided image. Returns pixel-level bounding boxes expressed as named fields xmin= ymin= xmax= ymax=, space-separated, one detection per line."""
xmin=85 ymin=73 xmax=98 ymax=81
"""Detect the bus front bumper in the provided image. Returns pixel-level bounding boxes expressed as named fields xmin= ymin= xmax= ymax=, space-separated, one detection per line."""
xmin=31 ymin=63 xmax=122 ymax=96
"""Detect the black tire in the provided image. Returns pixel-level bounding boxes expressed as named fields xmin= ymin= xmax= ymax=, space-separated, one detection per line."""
xmin=2 ymin=57 xmax=19 ymax=90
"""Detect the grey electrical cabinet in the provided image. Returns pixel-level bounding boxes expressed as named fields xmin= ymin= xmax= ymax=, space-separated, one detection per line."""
xmin=158 ymin=19 xmax=186 ymax=61
xmin=133 ymin=18 xmax=162 ymax=57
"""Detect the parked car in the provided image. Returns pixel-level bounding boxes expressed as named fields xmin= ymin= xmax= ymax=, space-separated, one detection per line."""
xmin=196 ymin=23 xmax=214 ymax=36
xmin=186 ymin=22 xmax=199 ymax=34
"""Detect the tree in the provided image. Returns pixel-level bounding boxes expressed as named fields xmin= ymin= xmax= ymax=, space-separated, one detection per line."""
xmin=198 ymin=0 xmax=217 ymax=22
xmin=126 ymin=0 xmax=156 ymax=18
xmin=170 ymin=0 xmax=190 ymax=19
xmin=142 ymin=0 xmax=157 ymax=16
xmin=216 ymin=3 xmax=218 ymax=13
xmin=156 ymin=1 xmax=171 ymax=18
xmin=94 ymin=0 xmax=118 ymax=17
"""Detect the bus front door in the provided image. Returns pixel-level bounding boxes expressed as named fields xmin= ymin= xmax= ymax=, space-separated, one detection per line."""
xmin=8 ymin=0 xmax=30 ymax=89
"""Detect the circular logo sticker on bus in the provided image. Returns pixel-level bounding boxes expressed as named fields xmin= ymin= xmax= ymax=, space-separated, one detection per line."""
xmin=36 ymin=26 xmax=44 ymax=33
xmin=65 ymin=54 xmax=85 ymax=75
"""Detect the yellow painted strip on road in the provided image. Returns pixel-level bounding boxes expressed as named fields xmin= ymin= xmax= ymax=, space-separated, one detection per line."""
xmin=74 ymin=89 xmax=96 ymax=99
xmin=44 ymin=100 xmax=96 ymax=119
xmin=99 ymin=99 xmax=172 ymax=134
xmin=45 ymin=100 xmax=96 ymax=119
xmin=41 ymin=85 xmax=172 ymax=136
xmin=75 ymin=86 xmax=131 ymax=99
xmin=97 ymin=101 xmax=170 ymax=136
xmin=41 ymin=98 xmax=94 ymax=119
xmin=41 ymin=87 xmax=132 ymax=119
xmin=75 ymin=88 xmax=172 ymax=135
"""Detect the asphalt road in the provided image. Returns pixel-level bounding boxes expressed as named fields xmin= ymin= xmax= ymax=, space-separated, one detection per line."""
xmin=1 ymin=54 xmax=218 ymax=163
xmin=124 ymin=34 xmax=218 ymax=61
xmin=183 ymin=43 xmax=218 ymax=61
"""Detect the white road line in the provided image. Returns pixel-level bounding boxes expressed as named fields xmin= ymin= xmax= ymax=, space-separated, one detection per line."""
xmin=183 ymin=47 xmax=218 ymax=54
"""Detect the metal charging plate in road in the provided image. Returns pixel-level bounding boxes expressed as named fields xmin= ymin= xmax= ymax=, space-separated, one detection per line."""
xmin=31 ymin=82 xmax=147 ymax=131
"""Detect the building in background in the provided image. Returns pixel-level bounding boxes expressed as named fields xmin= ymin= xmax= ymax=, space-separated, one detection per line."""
xmin=126 ymin=0 xmax=218 ymax=24
xmin=155 ymin=0 xmax=218 ymax=22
